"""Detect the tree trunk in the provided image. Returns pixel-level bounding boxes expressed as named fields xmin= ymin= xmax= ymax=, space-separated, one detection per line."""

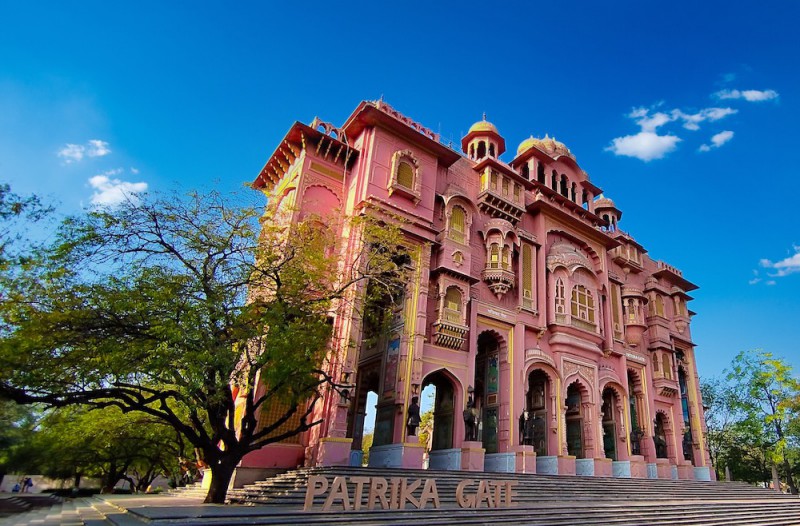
xmin=203 ymin=459 xmax=238 ymax=504
xmin=783 ymin=459 xmax=798 ymax=494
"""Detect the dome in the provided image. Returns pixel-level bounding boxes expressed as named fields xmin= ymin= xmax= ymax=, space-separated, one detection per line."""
xmin=516 ymin=134 xmax=575 ymax=161
xmin=594 ymin=194 xmax=616 ymax=209
xmin=468 ymin=118 xmax=500 ymax=136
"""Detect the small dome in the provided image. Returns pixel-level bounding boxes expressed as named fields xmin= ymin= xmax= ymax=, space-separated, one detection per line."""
xmin=594 ymin=194 xmax=616 ymax=209
xmin=468 ymin=119 xmax=500 ymax=136
xmin=516 ymin=134 xmax=575 ymax=160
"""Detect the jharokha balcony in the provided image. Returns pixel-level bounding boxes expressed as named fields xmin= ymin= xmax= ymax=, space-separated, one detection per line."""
xmin=477 ymin=168 xmax=525 ymax=223
xmin=482 ymin=265 xmax=515 ymax=300
xmin=432 ymin=308 xmax=468 ymax=350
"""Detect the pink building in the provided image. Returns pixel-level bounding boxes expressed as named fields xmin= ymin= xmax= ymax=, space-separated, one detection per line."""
xmin=248 ymin=100 xmax=713 ymax=482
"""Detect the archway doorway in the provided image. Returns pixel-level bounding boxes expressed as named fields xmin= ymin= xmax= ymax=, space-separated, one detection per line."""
xmin=348 ymin=366 xmax=380 ymax=465
xmin=678 ymin=366 xmax=695 ymax=464
xmin=422 ymin=371 xmax=456 ymax=452
xmin=565 ymin=382 xmax=585 ymax=459
xmin=601 ymin=387 xmax=619 ymax=460
xmin=475 ymin=332 xmax=501 ymax=453
xmin=525 ymin=370 xmax=550 ymax=456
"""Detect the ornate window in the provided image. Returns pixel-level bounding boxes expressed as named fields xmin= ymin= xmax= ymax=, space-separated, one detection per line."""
xmin=521 ymin=243 xmax=534 ymax=310
xmin=555 ymin=278 xmax=566 ymax=315
xmin=501 ymin=246 xmax=511 ymax=269
xmin=452 ymin=251 xmax=464 ymax=266
xmin=571 ymin=285 xmax=595 ymax=324
xmin=489 ymin=243 xmax=500 ymax=269
xmin=389 ymin=150 xmax=421 ymax=204
xmin=655 ymin=295 xmax=665 ymax=317
xmin=448 ymin=205 xmax=467 ymax=244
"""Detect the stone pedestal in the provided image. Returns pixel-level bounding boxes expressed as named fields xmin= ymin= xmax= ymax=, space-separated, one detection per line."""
xmin=513 ymin=445 xmax=536 ymax=474
xmin=485 ymin=452 xmax=515 ymax=472
xmin=693 ymin=466 xmax=712 ymax=481
xmin=429 ymin=448 xmax=461 ymax=470
xmin=671 ymin=464 xmax=679 ymax=480
xmin=401 ymin=437 xmax=426 ymax=469
xmin=536 ymin=455 xmax=559 ymax=475
xmin=594 ymin=458 xmax=613 ymax=477
xmin=558 ymin=455 xmax=576 ymax=475
xmin=368 ymin=443 xmax=404 ymax=468
xmin=318 ymin=437 xmax=353 ymax=467
xmin=349 ymin=450 xmax=363 ymax=467
xmin=646 ymin=463 xmax=658 ymax=479
xmin=612 ymin=460 xmax=631 ymax=478
xmin=677 ymin=461 xmax=694 ymax=480
xmin=460 ymin=441 xmax=485 ymax=472
xmin=630 ymin=454 xmax=647 ymax=479
xmin=576 ymin=458 xmax=595 ymax=476
xmin=656 ymin=459 xmax=672 ymax=479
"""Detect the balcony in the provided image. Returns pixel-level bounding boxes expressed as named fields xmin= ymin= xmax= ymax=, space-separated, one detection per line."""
xmin=653 ymin=376 xmax=679 ymax=397
xmin=482 ymin=266 xmax=515 ymax=300
xmin=432 ymin=309 xmax=468 ymax=350
xmin=478 ymin=170 xmax=525 ymax=223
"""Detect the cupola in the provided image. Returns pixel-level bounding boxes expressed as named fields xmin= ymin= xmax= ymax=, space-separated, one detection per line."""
xmin=461 ymin=114 xmax=506 ymax=161
xmin=594 ymin=195 xmax=622 ymax=232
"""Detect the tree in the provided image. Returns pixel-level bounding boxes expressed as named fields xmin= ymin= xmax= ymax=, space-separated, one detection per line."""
xmin=0 ymin=400 xmax=40 ymax=480
xmin=14 ymin=406 xmax=187 ymax=492
xmin=726 ymin=350 xmax=800 ymax=493
xmin=0 ymin=190 xmax=407 ymax=503
xmin=0 ymin=184 xmax=51 ymax=269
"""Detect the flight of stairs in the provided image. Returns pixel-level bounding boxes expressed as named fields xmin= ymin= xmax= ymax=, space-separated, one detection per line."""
xmin=223 ymin=466 xmax=800 ymax=525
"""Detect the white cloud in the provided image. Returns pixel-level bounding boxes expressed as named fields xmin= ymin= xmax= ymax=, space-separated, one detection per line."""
xmin=714 ymin=89 xmax=779 ymax=102
xmin=606 ymin=132 xmax=681 ymax=162
xmin=88 ymin=169 xmax=147 ymax=206
xmin=699 ymin=130 xmax=734 ymax=152
xmin=86 ymin=139 xmax=111 ymax=157
xmin=57 ymin=139 xmax=112 ymax=163
xmin=759 ymin=245 xmax=800 ymax=279
xmin=766 ymin=280 xmax=777 ymax=286
xmin=748 ymin=277 xmax=761 ymax=285
xmin=130 ymin=167 xmax=140 ymax=174
xmin=58 ymin=143 xmax=85 ymax=163
xmin=673 ymin=108 xmax=737 ymax=131
xmin=629 ymin=107 xmax=674 ymax=132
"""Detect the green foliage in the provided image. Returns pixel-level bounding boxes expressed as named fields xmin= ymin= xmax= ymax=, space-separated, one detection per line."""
xmin=704 ymin=350 xmax=800 ymax=491
xmin=0 ymin=184 xmax=52 ymax=270
xmin=0 ymin=189 xmax=408 ymax=502
xmin=417 ymin=409 xmax=434 ymax=452
xmin=0 ymin=400 xmax=40 ymax=477
xmin=361 ymin=432 xmax=373 ymax=465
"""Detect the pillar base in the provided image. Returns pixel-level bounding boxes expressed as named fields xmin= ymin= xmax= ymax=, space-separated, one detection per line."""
xmin=630 ymin=455 xmax=647 ymax=479
xmin=656 ymin=458 xmax=671 ymax=479
xmin=558 ymin=455 xmax=576 ymax=475
xmin=677 ymin=461 xmax=694 ymax=480
xmin=594 ymin=458 xmax=613 ymax=477
xmin=368 ymin=443 xmax=403 ymax=468
xmin=400 ymin=438 xmax=426 ymax=469
xmin=318 ymin=438 xmax=353 ymax=467
xmin=512 ymin=445 xmax=536 ymax=474
xmin=460 ymin=441 xmax=485 ymax=472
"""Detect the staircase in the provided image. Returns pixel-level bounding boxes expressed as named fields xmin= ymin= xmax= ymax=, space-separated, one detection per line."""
xmin=222 ymin=466 xmax=800 ymax=525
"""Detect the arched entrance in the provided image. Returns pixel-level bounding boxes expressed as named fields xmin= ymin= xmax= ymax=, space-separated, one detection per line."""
xmin=348 ymin=366 xmax=380 ymax=465
xmin=565 ymin=381 xmax=586 ymax=459
xmin=601 ymin=387 xmax=619 ymax=460
xmin=627 ymin=369 xmax=644 ymax=456
xmin=422 ymin=370 xmax=456 ymax=452
xmin=475 ymin=332 xmax=501 ymax=453
xmin=525 ymin=369 xmax=550 ymax=456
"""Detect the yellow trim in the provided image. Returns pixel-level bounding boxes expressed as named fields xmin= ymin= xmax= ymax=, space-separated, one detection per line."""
xmin=403 ymin=442 xmax=426 ymax=449
xmin=401 ymin=243 xmax=423 ymax=441
xmin=684 ymin=353 xmax=707 ymax=466
xmin=624 ymin=394 xmax=632 ymax=457
xmin=556 ymin=376 xmax=562 ymax=455
xmin=320 ymin=437 xmax=353 ymax=444
xmin=638 ymin=367 xmax=651 ymax=440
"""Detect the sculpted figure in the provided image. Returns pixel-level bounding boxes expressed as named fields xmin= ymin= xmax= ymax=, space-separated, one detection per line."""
xmin=406 ymin=396 xmax=421 ymax=436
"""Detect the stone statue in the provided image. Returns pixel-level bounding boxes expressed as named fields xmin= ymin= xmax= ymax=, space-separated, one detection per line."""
xmin=463 ymin=390 xmax=479 ymax=441
xmin=519 ymin=410 xmax=534 ymax=446
xmin=406 ymin=396 xmax=421 ymax=436
xmin=682 ymin=431 xmax=693 ymax=460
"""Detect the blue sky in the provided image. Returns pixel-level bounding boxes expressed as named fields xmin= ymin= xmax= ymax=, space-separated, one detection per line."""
xmin=1 ymin=1 xmax=798 ymax=380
